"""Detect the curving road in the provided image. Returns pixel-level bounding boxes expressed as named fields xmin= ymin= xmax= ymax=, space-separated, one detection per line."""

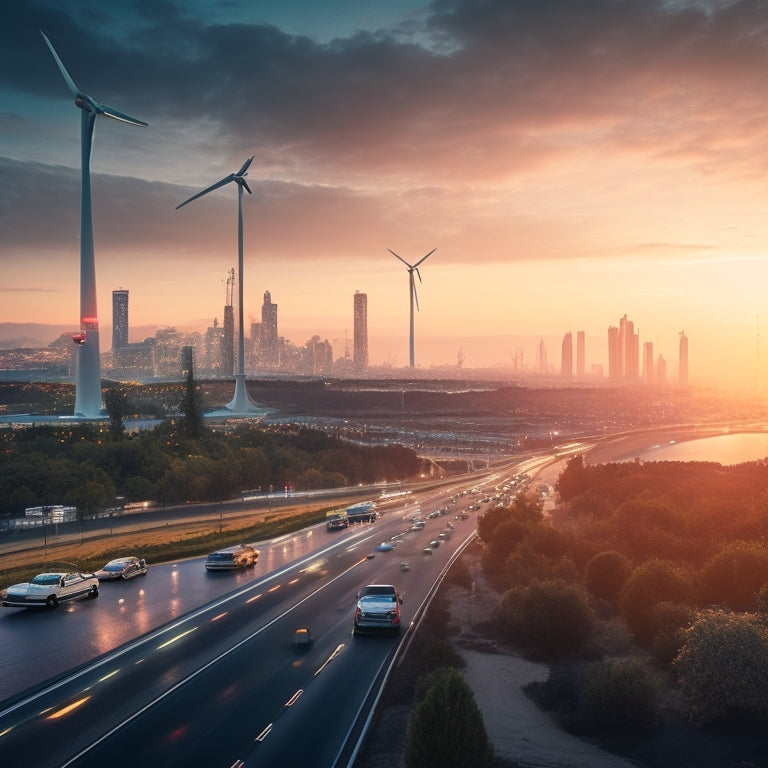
xmin=0 ymin=473 xmax=506 ymax=768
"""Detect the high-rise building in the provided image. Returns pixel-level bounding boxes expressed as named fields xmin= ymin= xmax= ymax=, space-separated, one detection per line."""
xmin=353 ymin=291 xmax=368 ymax=371
xmin=204 ymin=318 xmax=225 ymax=376
xmin=643 ymin=341 xmax=654 ymax=386
xmin=609 ymin=315 xmax=639 ymax=382
xmin=679 ymin=331 xmax=689 ymax=389
xmin=223 ymin=304 xmax=235 ymax=376
xmin=256 ymin=290 xmax=279 ymax=367
xmin=608 ymin=325 xmax=620 ymax=380
xmin=656 ymin=354 xmax=667 ymax=388
xmin=112 ymin=289 xmax=129 ymax=350
xmin=576 ymin=330 xmax=585 ymax=377
xmin=561 ymin=332 xmax=573 ymax=378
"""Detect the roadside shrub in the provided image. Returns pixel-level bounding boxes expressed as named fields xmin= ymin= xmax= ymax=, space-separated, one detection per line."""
xmin=503 ymin=544 xmax=579 ymax=589
xmin=648 ymin=602 xmax=695 ymax=667
xmin=584 ymin=550 xmax=631 ymax=604
xmin=406 ymin=667 xmax=495 ymax=768
xmin=445 ymin=556 xmax=473 ymax=590
xmin=700 ymin=540 xmax=768 ymax=611
xmin=675 ymin=610 xmax=768 ymax=726
xmin=525 ymin=523 xmax=569 ymax=560
xmin=593 ymin=617 xmax=635 ymax=657
xmin=417 ymin=639 xmax=465 ymax=675
xmin=497 ymin=578 xmax=594 ymax=660
xmin=620 ymin=559 xmax=696 ymax=644
xmin=757 ymin=583 xmax=768 ymax=615
xmin=476 ymin=505 xmax=513 ymax=543
xmin=579 ymin=657 xmax=661 ymax=734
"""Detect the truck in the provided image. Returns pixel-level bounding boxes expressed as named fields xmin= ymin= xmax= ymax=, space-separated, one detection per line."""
xmin=353 ymin=584 xmax=402 ymax=635
xmin=346 ymin=501 xmax=377 ymax=523
xmin=326 ymin=509 xmax=349 ymax=531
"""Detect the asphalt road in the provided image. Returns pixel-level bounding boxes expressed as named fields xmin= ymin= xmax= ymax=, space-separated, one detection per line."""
xmin=0 ymin=474 xmax=497 ymax=768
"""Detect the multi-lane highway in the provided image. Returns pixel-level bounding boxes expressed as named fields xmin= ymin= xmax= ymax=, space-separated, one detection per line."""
xmin=0 ymin=473 xmax=511 ymax=768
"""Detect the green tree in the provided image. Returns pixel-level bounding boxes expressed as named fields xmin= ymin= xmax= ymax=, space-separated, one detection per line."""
xmin=405 ymin=667 xmax=494 ymax=768
xmin=700 ymin=541 xmax=768 ymax=611
xmin=556 ymin=453 xmax=589 ymax=502
xmin=620 ymin=559 xmax=695 ymax=644
xmin=585 ymin=550 xmax=631 ymax=604
xmin=104 ymin=386 xmax=127 ymax=439
xmin=675 ymin=610 xmax=768 ymax=726
xmin=497 ymin=578 xmax=594 ymax=660
xmin=580 ymin=657 xmax=661 ymax=733
xmin=179 ymin=363 xmax=205 ymax=440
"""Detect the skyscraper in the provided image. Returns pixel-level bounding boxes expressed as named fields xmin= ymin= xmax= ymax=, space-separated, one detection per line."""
xmin=561 ymin=332 xmax=573 ymax=378
xmin=679 ymin=331 xmax=689 ymax=389
xmin=223 ymin=304 xmax=235 ymax=376
xmin=610 ymin=315 xmax=639 ymax=382
xmin=353 ymin=291 xmax=368 ymax=371
xmin=260 ymin=290 xmax=279 ymax=367
xmin=608 ymin=325 xmax=620 ymax=380
xmin=112 ymin=289 xmax=128 ymax=350
xmin=643 ymin=341 xmax=654 ymax=386
xmin=576 ymin=330 xmax=585 ymax=377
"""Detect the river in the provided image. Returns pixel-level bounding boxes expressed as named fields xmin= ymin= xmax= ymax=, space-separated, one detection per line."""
xmin=635 ymin=431 xmax=768 ymax=464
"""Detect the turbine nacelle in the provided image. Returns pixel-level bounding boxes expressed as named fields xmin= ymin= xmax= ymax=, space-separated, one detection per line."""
xmin=389 ymin=248 xmax=436 ymax=311
xmin=41 ymin=31 xmax=148 ymax=127
xmin=176 ymin=156 xmax=255 ymax=209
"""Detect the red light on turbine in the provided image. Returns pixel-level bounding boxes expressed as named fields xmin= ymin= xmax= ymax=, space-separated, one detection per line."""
xmin=70 ymin=332 xmax=87 ymax=345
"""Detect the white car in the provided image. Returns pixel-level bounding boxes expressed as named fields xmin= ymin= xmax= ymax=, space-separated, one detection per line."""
xmin=1 ymin=571 xmax=99 ymax=609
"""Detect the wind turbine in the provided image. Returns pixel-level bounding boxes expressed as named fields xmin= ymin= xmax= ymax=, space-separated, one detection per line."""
xmin=388 ymin=248 xmax=436 ymax=368
xmin=177 ymin=157 xmax=261 ymax=414
xmin=40 ymin=31 xmax=148 ymax=418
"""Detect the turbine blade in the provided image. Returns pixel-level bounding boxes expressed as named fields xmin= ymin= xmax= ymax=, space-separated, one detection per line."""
xmin=388 ymin=249 xmax=413 ymax=268
xmin=176 ymin=174 xmax=235 ymax=209
xmin=100 ymin=103 xmax=148 ymax=127
xmin=414 ymin=248 xmax=436 ymax=267
xmin=415 ymin=267 xmax=422 ymax=283
xmin=236 ymin=156 xmax=255 ymax=176
xmin=40 ymin=31 xmax=79 ymax=98
xmin=242 ymin=179 xmax=253 ymax=195
xmin=413 ymin=277 xmax=420 ymax=311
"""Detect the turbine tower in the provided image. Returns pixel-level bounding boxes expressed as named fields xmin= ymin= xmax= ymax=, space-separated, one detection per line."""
xmin=177 ymin=157 xmax=260 ymax=414
xmin=41 ymin=31 xmax=147 ymax=418
xmin=388 ymin=248 xmax=436 ymax=368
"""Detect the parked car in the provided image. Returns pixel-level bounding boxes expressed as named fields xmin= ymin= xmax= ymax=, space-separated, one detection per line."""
xmin=205 ymin=544 xmax=259 ymax=571
xmin=1 ymin=571 xmax=99 ymax=609
xmin=95 ymin=556 xmax=148 ymax=581
xmin=353 ymin=584 xmax=402 ymax=635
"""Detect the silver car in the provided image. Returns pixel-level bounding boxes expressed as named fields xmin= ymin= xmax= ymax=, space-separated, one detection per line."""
xmin=95 ymin=556 xmax=148 ymax=581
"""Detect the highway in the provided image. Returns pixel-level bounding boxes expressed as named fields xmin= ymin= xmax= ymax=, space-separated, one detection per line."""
xmin=0 ymin=473 xmax=508 ymax=768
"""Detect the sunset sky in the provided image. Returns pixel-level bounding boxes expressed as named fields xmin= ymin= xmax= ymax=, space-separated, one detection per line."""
xmin=3 ymin=0 xmax=768 ymax=390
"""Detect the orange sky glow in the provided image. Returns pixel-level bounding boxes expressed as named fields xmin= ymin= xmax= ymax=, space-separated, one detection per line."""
xmin=3 ymin=1 xmax=768 ymax=392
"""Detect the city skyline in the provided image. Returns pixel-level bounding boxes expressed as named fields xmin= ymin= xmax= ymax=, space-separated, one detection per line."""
xmin=3 ymin=2 xmax=768 ymax=390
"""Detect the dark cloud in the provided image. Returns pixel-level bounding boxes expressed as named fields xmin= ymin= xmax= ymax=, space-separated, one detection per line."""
xmin=6 ymin=0 xmax=768 ymax=259
xmin=10 ymin=0 xmax=768 ymax=185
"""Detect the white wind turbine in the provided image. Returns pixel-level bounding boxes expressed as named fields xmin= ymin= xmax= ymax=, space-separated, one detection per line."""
xmin=41 ymin=31 xmax=148 ymax=418
xmin=177 ymin=157 xmax=261 ymax=414
xmin=388 ymin=248 xmax=436 ymax=368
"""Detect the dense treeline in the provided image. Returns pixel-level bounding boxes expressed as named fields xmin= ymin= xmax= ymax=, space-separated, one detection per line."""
xmin=0 ymin=420 xmax=422 ymax=518
xmin=477 ymin=455 xmax=768 ymax=748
